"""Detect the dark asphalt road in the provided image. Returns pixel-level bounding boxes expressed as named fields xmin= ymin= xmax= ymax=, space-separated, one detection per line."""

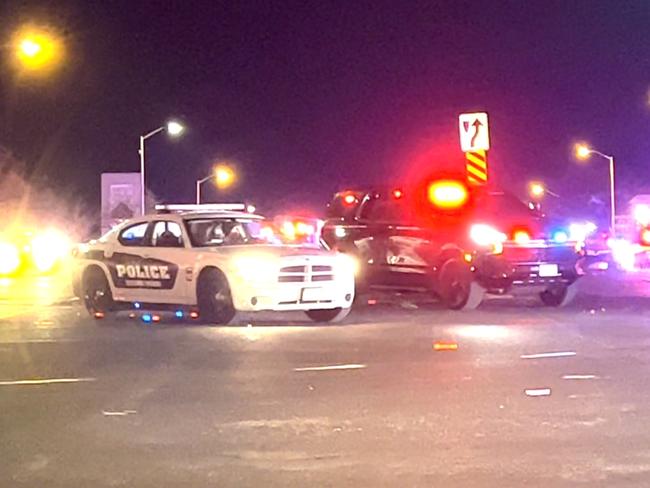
xmin=3 ymin=274 xmax=650 ymax=487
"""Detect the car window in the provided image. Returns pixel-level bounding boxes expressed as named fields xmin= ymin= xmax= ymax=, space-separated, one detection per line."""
xmin=185 ymin=218 xmax=264 ymax=247
xmin=151 ymin=221 xmax=184 ymax=248
xmin=118 ymin=222 xmax=149 ymax=246
xmin=360 ymin=196 xmax=409 ymax=223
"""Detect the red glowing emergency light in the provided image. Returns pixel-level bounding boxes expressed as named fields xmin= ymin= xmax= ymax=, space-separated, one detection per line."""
xmin=427 ymin=180 xmax=468 ymax=209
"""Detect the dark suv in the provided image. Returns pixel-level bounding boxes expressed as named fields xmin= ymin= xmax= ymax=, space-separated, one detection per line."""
xmin=322 ymin=180 xmax=585 ymax=309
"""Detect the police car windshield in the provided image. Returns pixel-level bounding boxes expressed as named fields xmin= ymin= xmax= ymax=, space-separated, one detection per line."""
xmin=185 ymin=218 xmax=266 ymax=247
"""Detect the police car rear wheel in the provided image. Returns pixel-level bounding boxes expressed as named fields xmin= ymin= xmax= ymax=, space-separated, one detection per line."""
xmin=83 ymin=268 xmax=114 ymax=317
xmin=304 ymin=307 xmax=351 ymax=323
xmin=197 ymin=268 xmax=236 ymax=324
xmin=540 ymin=283 xmax=578 ymax=307
xmin=438 ymin=259 xmax=484 ymax=310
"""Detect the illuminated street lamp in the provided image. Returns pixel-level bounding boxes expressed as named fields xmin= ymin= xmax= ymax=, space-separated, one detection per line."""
xmin=576 ymin=144 xmax=616 ymax=237
xmin=12 ymin=25 xmax=64 ymax=75
xmin=195 ymin=164 xmax=236 ymax=204
xmin=529 ymin=182 xmax=559 ymax=199
xmin=139 ymin=121 xmax=185 ymax=215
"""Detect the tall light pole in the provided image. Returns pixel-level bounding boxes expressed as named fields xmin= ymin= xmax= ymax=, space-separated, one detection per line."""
xmin=195 ymin=164 xmax=236 ymax=204
xmin=576 ymin=144 xmax=616 ymax=237
xmin=139 ymin=121 xmax=184 ymax=214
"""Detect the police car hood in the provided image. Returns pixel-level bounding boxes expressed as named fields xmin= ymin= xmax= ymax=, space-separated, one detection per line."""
xmin=205 ymin=244 xmax=331 ymax=258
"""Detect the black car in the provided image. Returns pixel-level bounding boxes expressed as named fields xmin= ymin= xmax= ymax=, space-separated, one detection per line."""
xmin=322 ymin=179 xmax=585 ymax=309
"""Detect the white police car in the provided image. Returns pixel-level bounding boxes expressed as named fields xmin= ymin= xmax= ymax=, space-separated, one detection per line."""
xmin=72 ymin=204 xmax=355 ymax=324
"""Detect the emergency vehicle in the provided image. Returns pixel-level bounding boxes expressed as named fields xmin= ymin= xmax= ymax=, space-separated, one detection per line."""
xmin=322 ymin=178 xmax=585 ymax=309
xmin=72 ymin=204 xmax=355 ymax=324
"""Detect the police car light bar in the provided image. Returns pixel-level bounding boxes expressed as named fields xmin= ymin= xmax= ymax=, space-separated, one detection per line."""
xmin=155 ymin=203 xmax=247 ymax=213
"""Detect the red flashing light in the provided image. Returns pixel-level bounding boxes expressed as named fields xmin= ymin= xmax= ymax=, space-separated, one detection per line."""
xmin=343 ymin=194 xmax=357 ymax=206
xmin=93 ymin=311 xmax=105 ymax=319
xmin=392 ymin=189 xmax=403 ymax=199
xmin=427 ymin=180 xmax=468 ymax=209
xmin=152 ymin=314 xmax=161 ymax=323
xmin=513 ymin=229 xmax=531 ymax=244
xmin=190 ymin=311 xmax=199 ymax=319
xmin=641 ymin=228 xmax=650 ymax=246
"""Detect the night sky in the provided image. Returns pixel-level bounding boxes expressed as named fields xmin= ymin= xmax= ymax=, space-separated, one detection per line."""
xmin=1 ymin=0 xmax=649 ymax=218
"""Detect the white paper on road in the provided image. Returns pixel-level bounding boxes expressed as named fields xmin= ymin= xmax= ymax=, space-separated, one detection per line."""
xmin=525 ymin=388 xmax=552 ymax=397
xmin=294 ymin=364 xmax=366 ymax=372
xmin=520 ymin=351 xmax=576 ymax=359
xmin=0 ymin=377 xmax=96 ymax=386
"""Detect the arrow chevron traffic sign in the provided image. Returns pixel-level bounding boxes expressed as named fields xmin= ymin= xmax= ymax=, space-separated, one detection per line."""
xmin=466 ymin=149 xmax=488 ymax=185
xmin=458 ymin=112 xmax=490 ymax=152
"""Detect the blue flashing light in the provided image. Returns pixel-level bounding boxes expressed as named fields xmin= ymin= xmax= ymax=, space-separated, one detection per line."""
xmin=553 ymin=230 xmax=569 ymax=243
xmin=175 ymin=310 xmax=184 ymax=318
xmin=134 ymin=302 xmax=141 ymax=309
xmin=142 ymin=314 xmax=152 ymax=323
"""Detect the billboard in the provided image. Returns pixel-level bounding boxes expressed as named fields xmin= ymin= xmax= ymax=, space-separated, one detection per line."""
xmin=101 ymin=172 xmax=141 ymax=234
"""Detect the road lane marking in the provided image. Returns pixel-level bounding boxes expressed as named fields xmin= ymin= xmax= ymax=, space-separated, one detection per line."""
xmin=102 ymin=410 xmax=137 ymax=416
xmin=562 ymin=374 xmax=599 ymax=380
xmin=520 ymin=351 xmax=576 ymax=359
xmin=525 ymin=388 xmax=552 ymax=397
xmin=0 ymin=377 xmax=96 ymax=386
xmin=293 ymin=364 xmax=366 ymax=372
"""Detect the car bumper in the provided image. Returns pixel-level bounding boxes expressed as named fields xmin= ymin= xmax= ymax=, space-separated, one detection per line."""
xmin=232 ymin=279 xmax=355 ymax=312
xmin=473 ymin=245 xmax=584 ymax=292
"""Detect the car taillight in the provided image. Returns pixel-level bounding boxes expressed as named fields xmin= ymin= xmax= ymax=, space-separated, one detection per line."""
xmin=641 ymin=228 xmax=650 ymax=246
xmin=427 ymin=180 xmax=468 ymax=209
xmin=513 ymin=230 xmax=531 ymax=244
xmin=343 ymin=194 xmax=357 ymax=206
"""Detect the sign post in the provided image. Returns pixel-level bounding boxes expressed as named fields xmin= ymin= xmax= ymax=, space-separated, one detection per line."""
xmin=459 ymin=112 xmax=490 ymax=185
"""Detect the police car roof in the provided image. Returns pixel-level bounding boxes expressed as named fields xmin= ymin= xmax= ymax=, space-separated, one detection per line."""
xmin=178 ymin=211 xmax=264 ymax=220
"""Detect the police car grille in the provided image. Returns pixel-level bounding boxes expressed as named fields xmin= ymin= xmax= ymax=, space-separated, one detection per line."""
xmin=278 ymin=264 xmax=334 ymax=283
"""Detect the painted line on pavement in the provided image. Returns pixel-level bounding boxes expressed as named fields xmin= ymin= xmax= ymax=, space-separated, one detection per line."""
xmin=525 ymin=388 xmax=552 ymax=397
xmin=294 ymin=364 xmax=366 ymax=372
xmin=0 ymin=377 xmax=96 ymax=386
xmin=562 ymin=374 xmax=599 ymax=380
xmin=520 ymin=351 xmax=576 ymax=359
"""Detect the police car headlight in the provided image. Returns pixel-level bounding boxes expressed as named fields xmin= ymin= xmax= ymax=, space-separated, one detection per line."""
xmin=31 ymin=230 xmax=71 ymax=273
xmin=336 ymin=253 xmax=359 ymax=276
xmin=470 ymin=224 xmax=507 ymax=252
xmin=235 ymin=256 xmax=278 ymax=281
xmin=0 ymin=241 xmax=20 ymax=275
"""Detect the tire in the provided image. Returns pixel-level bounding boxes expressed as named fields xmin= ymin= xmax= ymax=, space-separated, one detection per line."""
xmin=304 ymin=307 xmax=351 ymax=323
xmin=438 ymin=258 xmax=484 ymax=310
xmin=82 ymin=267 xmax=114 ymax=318
xmin=197 ymin=268 xmax=237 ymax=325
xmin=540 ymin=282 xmax=578 ymax=307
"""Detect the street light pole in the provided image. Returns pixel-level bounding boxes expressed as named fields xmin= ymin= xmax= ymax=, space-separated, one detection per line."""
xmin=138 ymin=126 xmax=165 ymax=215
xmin=580 ymin=147 xmax=616 ymax=238
xmin=138 ymin=121 xmax=184 ymax=215
xmin=608 ymin=154 xmax=616 ymax=238
xmin=196 ymin=174 xmax=216 ymax=204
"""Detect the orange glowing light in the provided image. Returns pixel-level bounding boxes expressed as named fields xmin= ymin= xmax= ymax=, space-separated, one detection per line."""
xmin=427 ymin=180 xmax=468 ymax=208
xmin=513 ymin=230 xmax=531 ymax=244
xmin=392 ymin=189 xmax=403 ymax=199
xmin=94 ymin=312 xmax=105 ymax=319
xmin=343 ymin=194 xmax=357 ymax=206
xmin=641 ymin=229 xmax=650 ymax=246
xmin=433 ymin=341 xmax=458 ymax=351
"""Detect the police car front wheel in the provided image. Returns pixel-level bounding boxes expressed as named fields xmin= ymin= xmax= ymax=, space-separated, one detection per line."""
xmin=83 ymin=267 xmax=115 ymax=318
xmin=197 ymin=268 xmax=237 ymax=325
xmin=304 ymin=307 xmax=351 ymax=323
xmin=540 ymin=283 xmax=578 ymax=307
xmin=438 ymin=259 xmax=485 ymax=310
